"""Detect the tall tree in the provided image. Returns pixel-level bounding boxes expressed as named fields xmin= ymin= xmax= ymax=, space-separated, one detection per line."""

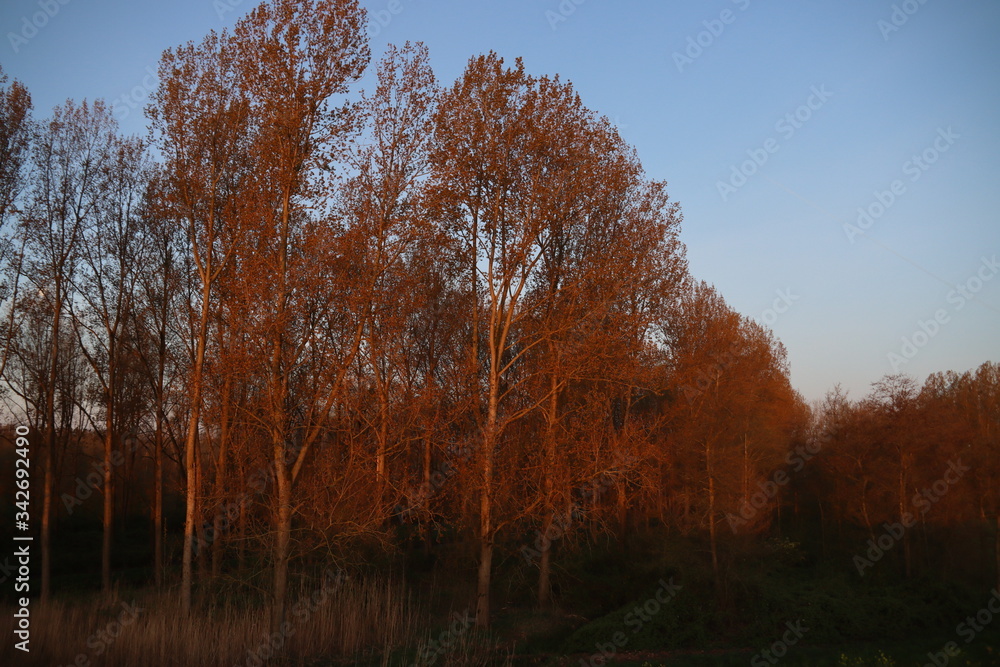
xmin=231 ymin=0 xmax=368 ymax=628
xmin=0 ymin=66 xmax=32 ymax=379
xmin=20 ymin=99 xmax=113 ymax=600
xmin=344 ymin=41 xmax=437 ymax=512
xmin=662 ymin=280 xmax=795 ymax=590
xmin=427 ymin=53 xmax=688 ymax=625
xmin=70 ymin=129 xmax=153 ymax=592
xmin=131 ymin=173 xmax=184 ymax=587
xmin=149 ymin=28 xmax=253 ymax=614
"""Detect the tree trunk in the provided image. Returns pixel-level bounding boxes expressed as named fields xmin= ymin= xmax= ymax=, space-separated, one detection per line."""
xmin=537 ymin=513 xmax=553 ymax=607
xmin=537 ymin=373 xmax=559 ymax=608
xmin=41 ymin=424 xmax=53 ymax=603
xmin=373 ymin=356 xmax=389 ymax=504
xmin=476 ymin=533 xmax=493 ymax=628
xmin=196 ymin=436 xmax=209 ymax=587
xmin=212 ymin=375 xmax=232 ymax=581
xmin=182 ymin=276 xmax=212 ymax=615
xmin=272 ymin=456 xmax=292 ymax=631
xmin=422 ymin=414 xmax=433 ymax=556
xmin=41 ymin=286 xmax=63 ymax=603
xmin=153 ymin=249 xmax=169 ymax=589
xmin=237 ymin=492 xmax=247 ymax=573
xmin=154 ymin=404 xmax=163 ymax=588
xmin=476 ymin=419 xmax=495 ymax=628
xmin=102 ymin=392 xmax=115 ymax=593
xmin=271 ymin=184 xmax=293 ymax=633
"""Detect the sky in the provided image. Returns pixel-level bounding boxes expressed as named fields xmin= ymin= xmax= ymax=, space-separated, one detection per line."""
xmin=1 ymin=0 xmax=997 ymax=406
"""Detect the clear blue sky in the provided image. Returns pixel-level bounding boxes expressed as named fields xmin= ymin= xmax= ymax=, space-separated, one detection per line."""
xmin=2 ymin=0 xmax=997 ymax=405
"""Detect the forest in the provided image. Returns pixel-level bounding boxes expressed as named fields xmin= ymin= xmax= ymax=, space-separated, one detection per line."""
xmin=0 ymin=0 xmax=998 ymax=665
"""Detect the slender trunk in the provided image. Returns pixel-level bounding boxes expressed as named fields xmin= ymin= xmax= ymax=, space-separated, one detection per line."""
xmin=153 ymin=248 xmax=169 ymax=589
xmin=537 ymin=514 xmax=553 ymax=608
xmin=271 ymin=185 xmax=293 ymax=632
xmin=860 ymin=475 xmax=875 ymax=542
xmin=273 ymin=461 xmax=292 ymax=631
xmin=212 ymin=373 xmax=232 ymax=580
xmin=196 ymin=432 xmax=208 ymax=587
xmin=102 ymin=405 xmax=114 ymax=593
xmin=476 ymin=411 xmax=496 ymax=628
xmin=182 ymin=275 xmax=212 ymax=615
xmin=238 ymin=491 xmax=247 ymax=572
xmin=422 ymin=406 xmax=433 ymax=556
xmin=373 ymin=356 xmax=389 ymax=500
xmin=154 ymin=403 xmax=163 ymax=588
xmin=476 ymin=534 xmax=493 ymax=626
xmin=41 ymin=425 xmax=54 ymax=603
xmin=102 ymin=349 xmax=116 ymax=593
xmin=473 ymin=204 xmax=493 ymax=628
xmin=537 ymin=373 xmax=558 ymax=608
xmin=41 ymin=287 xmax=62 ymax=603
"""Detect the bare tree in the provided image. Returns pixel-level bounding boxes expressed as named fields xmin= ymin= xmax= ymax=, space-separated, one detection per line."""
xmin=19 ymin=99 xmax=113 ymax=600
xmin=70 ymin=129 xmax=153 ymax=591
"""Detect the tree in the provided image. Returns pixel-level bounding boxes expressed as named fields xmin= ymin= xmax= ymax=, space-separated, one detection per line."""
xmin=230 ymin=0 xmax=368 ymax=628
xmin=521 ymin=133 xmax=686 ymax=607
xmin=131 ymin=172 xmax=185 ymax=587
xmin=149 ymin=27 xmax=254 ymax=614
xmin=70 ymin=129 xmax=153 ymax=592
xmin=0 ymin=66 xmax=32 ymax=379
xmin=427 ymin=53 xmax=688 ymax=625
xmin=18 ymin=99 xmax=120 ymax=600
xmin=343 ymin=41 xmax=437 ymax=513
xmin=661 ymin=280 xmax=796 ymax=590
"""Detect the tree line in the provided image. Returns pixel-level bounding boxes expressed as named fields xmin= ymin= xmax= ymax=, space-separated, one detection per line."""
xmin=0 ymin=0 xmax=995 ymax=633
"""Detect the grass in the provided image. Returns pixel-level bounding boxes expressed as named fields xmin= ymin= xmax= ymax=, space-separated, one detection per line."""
xmin=0 ymin=574 xmax=419 ymax=666
xmin=4 ymin=527 xmax=998 ymax=665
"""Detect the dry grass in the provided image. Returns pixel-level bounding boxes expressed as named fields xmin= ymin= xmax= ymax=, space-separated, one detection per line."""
xmin=1 ymin=575 xmax=425 ymax=666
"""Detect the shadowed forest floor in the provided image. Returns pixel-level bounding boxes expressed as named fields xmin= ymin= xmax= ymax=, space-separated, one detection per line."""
xmin=4 ymin=520 xmax=999 ymax=666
